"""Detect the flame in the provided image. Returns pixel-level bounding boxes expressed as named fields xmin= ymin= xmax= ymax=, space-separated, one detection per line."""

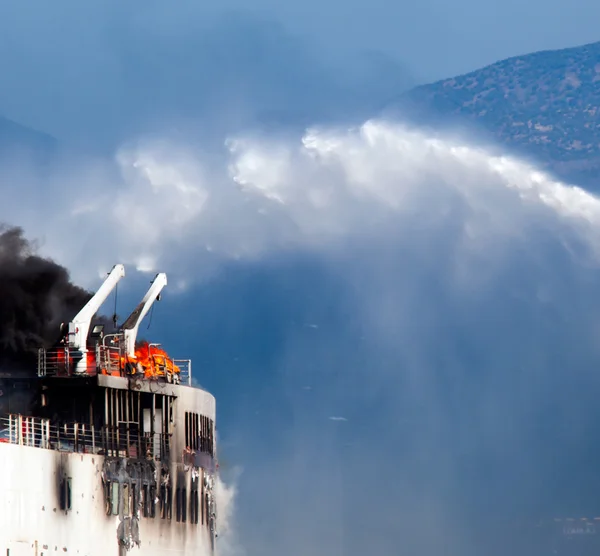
xmin=55 ymin=348 xmax=67 ymax=373
xmin=51 ymin=345 xmax=97 ymax=375
xmin=125 ymin=341 xmax=180 ymax=379
xmin=48 ymin=338 xmax=180 ymax=379
xmin=86 ymin=350 xmax=96 ymax=373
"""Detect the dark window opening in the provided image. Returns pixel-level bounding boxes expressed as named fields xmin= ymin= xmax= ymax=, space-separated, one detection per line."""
xmin=160 ymin=484 xmax=172 ymax=520
xmin=185 ymin=413 xmax=189 ymax=449
xmin=142 ymin=484 xmax=148 ymax=517
xmin=176 ymin=488 xmax=182 ymax=522
xmin=131 ymin=483 xmax=139 ymax=516
xmin=185 ymin=411 xmax=215 ymax=455
xmin=104 ymin=480 xmax=111 ymax=516
xmin=59 ymin=477 xmax=72 ymax=511
xmin=149 ymin=484 xmax=156 ymax=518
xmin=160 ymin=484 xmax=166 ymax=519
xmin=66 ymin=478 xmax=72 ymax=511
xmin=182 ymin=489 xmax=187 ymax=523
xmin=185 ymin=411 xmax=200 ymax=451
xmin=142 ymin=484 xmax=156 ymax=518
xmin=191 ymin=488 xmax=199 ymax=525
xmin=205 ymin=493 xmax=209 ymax=528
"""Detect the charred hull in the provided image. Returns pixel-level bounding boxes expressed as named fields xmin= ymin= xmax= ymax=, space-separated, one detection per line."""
xmin=0 ymin=375 xmax=218 ymax=555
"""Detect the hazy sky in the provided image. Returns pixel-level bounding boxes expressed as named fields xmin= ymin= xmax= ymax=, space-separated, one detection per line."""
xmin=0 ymin=0 xmax=598 ymax=147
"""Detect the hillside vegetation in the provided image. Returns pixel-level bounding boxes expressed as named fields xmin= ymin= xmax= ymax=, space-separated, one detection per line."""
xmin=390 ymin=41 xmax=600 ymax=187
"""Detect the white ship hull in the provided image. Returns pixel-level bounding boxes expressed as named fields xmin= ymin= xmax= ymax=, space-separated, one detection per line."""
xmin=0 ymin=440 xmax=214 ymax=556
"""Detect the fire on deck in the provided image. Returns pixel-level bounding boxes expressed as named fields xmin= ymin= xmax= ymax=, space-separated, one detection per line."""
xmin=36 ymin=265 xmax=191 ymax=385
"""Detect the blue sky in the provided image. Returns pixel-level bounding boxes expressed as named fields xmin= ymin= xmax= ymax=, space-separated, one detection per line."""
xmin=1 ymin=2 xmax=600 ymax=555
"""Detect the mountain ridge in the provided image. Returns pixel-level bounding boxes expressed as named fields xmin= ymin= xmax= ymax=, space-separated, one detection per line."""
xmin=387 ymin=40 xmax=600 ymax=187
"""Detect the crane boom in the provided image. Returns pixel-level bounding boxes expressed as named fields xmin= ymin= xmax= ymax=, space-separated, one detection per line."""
xmin=69 ymin=263 xmax=126 ymax=348
xmin=68 ymin=263 xmax=126 ymax=374
xmin=122 ymin=272 xmax=167 ymax=357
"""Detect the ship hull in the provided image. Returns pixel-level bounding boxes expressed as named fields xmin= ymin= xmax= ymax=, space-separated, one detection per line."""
xmin=0 ymin=443 xmax=214 ymax=555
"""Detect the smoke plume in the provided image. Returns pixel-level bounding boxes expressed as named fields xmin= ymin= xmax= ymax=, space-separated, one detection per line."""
xmin=0 ymin=225 xmax=91 ymax=371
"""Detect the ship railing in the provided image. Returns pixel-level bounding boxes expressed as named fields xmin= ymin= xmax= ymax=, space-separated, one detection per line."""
xmin=97 ymin=344 xmax=123 ymax=376
xmin=37 ymin=345 xmax=124 ymax=378
xmin=37 ymin=346 xmax=70 ymax=377
xmin=0 ymin=414 xmax=171 ymax=460
xmin=37 ymin=347 xmax=193 ymax=386
xmin=0 ymin=414 xmax=52 ymax=448
xmin=101 ymin=426 xmax=171 ymax=461
xmin=0 ymin=414 xmax=105 ymax=452
xmin=173 ymin=359 xmax=192 ymax=385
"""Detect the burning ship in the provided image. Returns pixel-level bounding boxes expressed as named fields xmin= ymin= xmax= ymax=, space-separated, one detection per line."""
xmin=0 ymin=264 xmax=218 ymax=556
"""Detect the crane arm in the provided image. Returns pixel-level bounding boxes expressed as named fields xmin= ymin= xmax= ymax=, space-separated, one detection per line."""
xmin=122 ymin=272 xmax=167 ymax=357
xmin=68 ymin=264 xmax=126 ymax=350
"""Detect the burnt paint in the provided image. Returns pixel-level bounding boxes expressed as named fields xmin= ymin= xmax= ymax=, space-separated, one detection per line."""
xmin=54 ymin=453 xmax=70 ymax=512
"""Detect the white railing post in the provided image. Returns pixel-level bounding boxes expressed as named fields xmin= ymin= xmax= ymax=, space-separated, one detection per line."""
xmin=17 ymin=415 xmax=23 ymax=445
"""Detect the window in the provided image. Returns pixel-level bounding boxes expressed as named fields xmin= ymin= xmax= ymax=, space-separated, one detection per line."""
xmin=149 ymin=485 xmax=156 ymax=518
xmin=59 ymin=477 xmax=72 ymax=511
xmin=175 ymin=487 xmax=188 ymax=523
xmin=142 ymin=484 xmax=156 ymax=518
xmin=176 ymin=488 xmax=182 ymax=522
xmin=110 ymin=482 xmax=119 ymax=515
xmin=191 ymin=488 xmax=199 ymax=525
xmin=198 ymin=415 xmax=214 ymax=455
xmin=160 ymin=484 xmax=172 ymax=520
xmin=205 ymin=493 xmax=209 ymax=527
xmin=131 ymin=483 xmax=139 ymax=515
xmin=122 ymin=483 xmax=130 ymax=515
xmin=186 ymin=412 xmax=215 ymax=455
xmin=142 ymin=484 xmax=148 ymax=517
xmin=167 ymin=486 xmax=172 ymax=519
xmin=104 ymin=480 xmax=112 ymax=516
xmin=185 ymin=411 xmax=199 ymax=451
xmin=160 ymin=485 xmax=165 ymax=518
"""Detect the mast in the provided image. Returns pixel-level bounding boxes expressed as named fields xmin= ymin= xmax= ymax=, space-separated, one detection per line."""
xmin=121 ymin=273 xmax=167 ymax=357
xmin=68 ymin=264 xmax=126 ymax=374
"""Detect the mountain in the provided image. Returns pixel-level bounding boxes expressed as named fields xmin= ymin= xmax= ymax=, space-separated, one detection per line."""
xmin=386 ymin=41 xmax=600 ymax=187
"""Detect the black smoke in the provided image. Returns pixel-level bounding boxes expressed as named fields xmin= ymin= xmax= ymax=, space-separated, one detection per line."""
xmin=0 ymin=225 xmax=91 ymax=371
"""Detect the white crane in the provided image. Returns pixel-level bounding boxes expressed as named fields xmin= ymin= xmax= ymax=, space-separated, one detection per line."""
xmin=121 ymin=272 xmax=168 ymax=358
xmin=68 ymin=264 xmax=126 ymax=374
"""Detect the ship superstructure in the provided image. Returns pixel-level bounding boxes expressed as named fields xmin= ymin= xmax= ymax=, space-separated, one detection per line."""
xmin=0 ymin=265 xmax=218 ymax=556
